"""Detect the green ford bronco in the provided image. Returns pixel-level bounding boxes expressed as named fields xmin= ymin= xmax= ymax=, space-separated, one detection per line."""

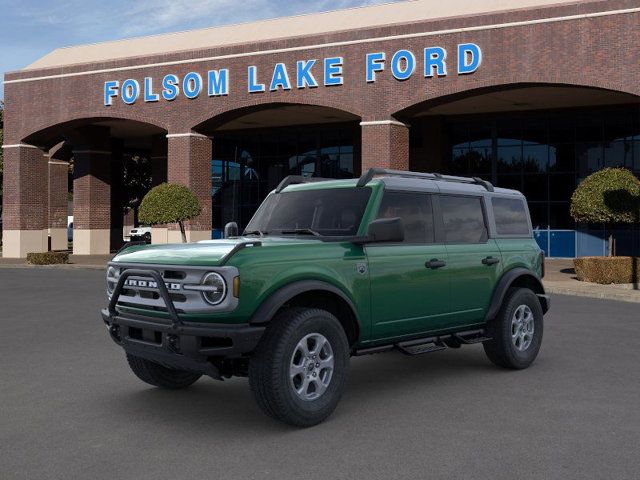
xmin=102 ymin=168 xmax=549 ymax=427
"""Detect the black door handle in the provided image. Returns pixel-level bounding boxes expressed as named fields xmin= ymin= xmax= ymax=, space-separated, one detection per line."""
xmin=426 ymin=259 xmax=446 ymax=269
xmin=482 ymin=256 xmax=500 ymax=266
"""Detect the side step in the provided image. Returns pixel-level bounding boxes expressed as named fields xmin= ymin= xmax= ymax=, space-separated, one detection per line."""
xmin=354 ymin=328 xmax=491 ymax=357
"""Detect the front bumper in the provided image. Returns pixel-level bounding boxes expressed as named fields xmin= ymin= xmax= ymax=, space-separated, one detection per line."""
xmin=102 ymin=309 xmax=265 ymax=378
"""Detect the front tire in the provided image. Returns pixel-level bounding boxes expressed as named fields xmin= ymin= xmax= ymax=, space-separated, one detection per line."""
xmin=483 ymin=288 xmax=544 ymax=369
xmin=249 ymin=307 xmax=350 ymax=427
xmin=126 ymin=354 xmax=202 ymax=389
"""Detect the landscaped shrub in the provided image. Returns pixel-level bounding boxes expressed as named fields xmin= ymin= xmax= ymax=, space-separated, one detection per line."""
xmin=139 ymin=183 xmax=202 ymax=243
xmin=27 ymin=251 xmax=70 ymax=265
xmin=574 ymin=256 xmax=640 ymax=284
xmin=570 ymin=168 xmax=640 ymax=256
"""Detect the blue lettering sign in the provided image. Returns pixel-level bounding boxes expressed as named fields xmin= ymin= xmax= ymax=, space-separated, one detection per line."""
xmin=183 ymin=72 xmax=203 ymax=99
xmin=121 ymin=79 xmax=140 ymax=104
xmin=104 ymin=80 xmax=119 ymax=106
xmin=162 ymin=74 xmax=180 ymax=101
xmin=424 ymin=47 xmax=447 ymax=77
xmin=144 ymin=77 xmax=159 ymax=102
xmin=391 ymin=50 xmax=415 ymax=81
xmin=270 ymin=63 xmax=291 ymax=91
xmin=248 ymin=66 xmax=265 ymax=93
xmin=457 ymin=43 xmax=482 ymax=74
xmin=366 ymin=52 xmax=385 ymax=83
xmin=208 ymin=69 xmax=229 ymax=96
xmin=296 ymin=60 xmax=318 ymax=89
xmin=324 ymin=57 xmax=343 ymax=86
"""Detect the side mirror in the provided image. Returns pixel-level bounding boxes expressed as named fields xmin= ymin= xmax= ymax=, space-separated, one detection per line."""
xmin=224 ymin=222 xmax=239 ymax=238
xmin=364 ymin=217 xmax=404 ymax=243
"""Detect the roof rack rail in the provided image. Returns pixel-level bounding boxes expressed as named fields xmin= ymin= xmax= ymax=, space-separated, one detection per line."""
xmin=275 ymin=175 xmax=332 ymax=193
xmin=356 ymin=168 xmax=494 ymax=192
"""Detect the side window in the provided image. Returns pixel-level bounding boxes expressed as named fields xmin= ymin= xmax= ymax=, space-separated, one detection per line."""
xmin=492 ymin=197 xmax=531 ymax=236
xmin=376 ymin=191 xmax=434 ymax=243
xmin=440 ymin=195 xmax=487 ymax=244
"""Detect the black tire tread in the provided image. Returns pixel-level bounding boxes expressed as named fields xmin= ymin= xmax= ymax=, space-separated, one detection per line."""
xmin=483 ymin=287 xmax=544 ymax=370
xmin=249 ymin=307 xmax=349 ymax=427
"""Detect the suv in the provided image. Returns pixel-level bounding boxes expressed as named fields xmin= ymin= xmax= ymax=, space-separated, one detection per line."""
xmin=102 ymin=169 xmax=549 ymax=427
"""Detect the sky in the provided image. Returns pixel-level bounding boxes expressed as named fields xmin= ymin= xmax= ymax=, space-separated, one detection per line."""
xmin=0 ymin=0 xmax=402 ymax=100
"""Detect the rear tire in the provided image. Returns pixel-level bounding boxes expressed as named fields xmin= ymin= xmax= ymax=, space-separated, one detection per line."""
xmin=249 ymin=307 xmax=350 ymax=427
xmin=483 ymin=288 xmax=544 ymax=369
xmin=126 ymin=354 xmax=202 ymax=389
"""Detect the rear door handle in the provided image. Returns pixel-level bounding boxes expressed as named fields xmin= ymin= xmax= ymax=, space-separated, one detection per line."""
xmin=482 ymin=256 xmax=500 ymax=266
xmin=425 ymin=259 xmax=446 ymax=269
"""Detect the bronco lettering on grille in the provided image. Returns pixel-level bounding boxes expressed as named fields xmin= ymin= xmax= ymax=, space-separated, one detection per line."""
xmin=124 ymin=279 xmax=181 ymax=291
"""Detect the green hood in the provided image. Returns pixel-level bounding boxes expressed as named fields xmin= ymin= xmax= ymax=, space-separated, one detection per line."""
xmin=112 ymin=237 xmax=321 ymax=266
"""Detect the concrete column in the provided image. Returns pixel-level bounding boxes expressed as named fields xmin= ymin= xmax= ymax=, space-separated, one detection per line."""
xmin=165 ymin=132 xmax=212 ymax=243
xmin=2 ymin=144 xmax=49 ymax=258
xmin=110 ymin=141 xmax=125 ymax=251
xmin=360 ymin=120 xmax=410 ymax=172
xmin=48 ymin=156 xmax=69 ymax=251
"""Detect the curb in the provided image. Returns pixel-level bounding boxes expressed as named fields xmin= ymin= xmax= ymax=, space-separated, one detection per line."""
xmin=0 ymin=264 xmax=105 ymax=271
xmin=544 ymin=284 xmax=640 ymax=304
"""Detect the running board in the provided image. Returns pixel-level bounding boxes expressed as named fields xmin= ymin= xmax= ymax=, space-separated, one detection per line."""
xmin=354 ymin=328 xmax=491 ymax=357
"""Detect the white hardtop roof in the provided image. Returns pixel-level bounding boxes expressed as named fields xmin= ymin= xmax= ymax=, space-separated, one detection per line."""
xmin=25 ymin=0 xmax=582 ymax=70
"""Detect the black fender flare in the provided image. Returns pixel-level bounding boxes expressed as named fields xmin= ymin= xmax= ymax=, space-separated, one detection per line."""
xmin=249 ymin=280 xmax=361 ymax=331
xmin=485 ymin=268 xmax=548 ymax=321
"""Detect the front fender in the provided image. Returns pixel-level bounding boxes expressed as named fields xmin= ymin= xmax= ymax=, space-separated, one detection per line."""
xmin=249 ymin=279 xmax=360 ymax=329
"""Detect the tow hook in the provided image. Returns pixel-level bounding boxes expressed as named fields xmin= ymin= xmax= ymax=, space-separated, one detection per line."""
xmin=108 ymin=324 xmax=122 ymax=343
xmin=167 ymin=334 xmax=180 ymax=353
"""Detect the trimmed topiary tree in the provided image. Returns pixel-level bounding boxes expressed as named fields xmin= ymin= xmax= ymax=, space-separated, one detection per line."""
xmin=570 ymin=168 xmax=640 ymax=256
xmin=139 ymin=183 xmax=202 ymax=243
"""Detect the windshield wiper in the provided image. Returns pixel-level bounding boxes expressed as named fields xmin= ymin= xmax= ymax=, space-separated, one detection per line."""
xmin=279 ymin=228 xmax=322 ymax=237
xmin=243 ymin=230 xmax=267 ymax=237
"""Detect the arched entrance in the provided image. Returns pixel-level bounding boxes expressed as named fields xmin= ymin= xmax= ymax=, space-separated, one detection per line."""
xmin=4 ymin=118 xmax=167 ymax=256
xmin=396 ymin=84 xmax=640 ymax=257
xmin=194 ymin=103 xmax=361 ymax=237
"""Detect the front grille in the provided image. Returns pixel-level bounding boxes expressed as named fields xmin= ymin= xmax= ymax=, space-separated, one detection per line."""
xmin=108 ymin=263 xmax=239 ymax=314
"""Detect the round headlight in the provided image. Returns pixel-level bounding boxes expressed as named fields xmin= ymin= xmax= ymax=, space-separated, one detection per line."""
xmin=106 ymin=266 xmax=118 ymax=295
xmin=201 ymin=272 xmax=226 ymax=305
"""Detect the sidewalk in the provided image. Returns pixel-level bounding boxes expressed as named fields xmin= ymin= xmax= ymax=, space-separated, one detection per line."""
xmin=544 ymin=259 xmax=640 ymax=304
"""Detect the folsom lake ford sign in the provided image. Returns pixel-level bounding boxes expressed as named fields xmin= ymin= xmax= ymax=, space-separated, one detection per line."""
xmin=103 ymin=43 xmax=482 ymax=106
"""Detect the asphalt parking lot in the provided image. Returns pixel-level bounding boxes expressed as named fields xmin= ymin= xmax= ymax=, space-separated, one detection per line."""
xmin=1 ymin=268 xmax=639 ymax=480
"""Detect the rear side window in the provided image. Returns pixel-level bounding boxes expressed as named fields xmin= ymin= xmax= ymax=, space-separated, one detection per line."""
xmin=440 ymin=195 xmax=487 ymax=244
xmin=492 ymin=197 xmax=531 ymax=236
xmin=376 ymin=191 xmax=434 ymax=243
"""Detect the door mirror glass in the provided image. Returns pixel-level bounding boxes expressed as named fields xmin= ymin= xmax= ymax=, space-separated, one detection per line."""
xmin=365 ymin=217 xmax=404 ymax=243
xmin=224 ymin=222 xmax=239 ymax=238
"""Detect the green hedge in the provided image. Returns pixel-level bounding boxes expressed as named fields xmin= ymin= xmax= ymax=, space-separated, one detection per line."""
xmin=574 ymin=256 xmax=640 ymax=284
xmin=27 ymin=251 xmax=70 ymax=265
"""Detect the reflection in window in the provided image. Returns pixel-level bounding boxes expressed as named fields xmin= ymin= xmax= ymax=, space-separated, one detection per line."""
xmin=442 ymin=105 xmax=640 ymax=230
xmin=440 ymin=195 xmax=487 ymax=244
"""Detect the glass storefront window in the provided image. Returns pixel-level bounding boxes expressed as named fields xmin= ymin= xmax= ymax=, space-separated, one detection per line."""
xmin=211 ymin=124 xmax=358 ymax=233
xmin=438 ymin=104 xmax=640 ymax=231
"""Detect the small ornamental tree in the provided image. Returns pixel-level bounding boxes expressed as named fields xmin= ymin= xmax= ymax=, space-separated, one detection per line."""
xmin=139 ymin=183 xmax=202 ymax=243
xmin=570 ymin=168 xmax=640 ymax=256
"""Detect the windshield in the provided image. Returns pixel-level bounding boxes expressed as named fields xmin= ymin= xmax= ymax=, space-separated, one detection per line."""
xmin=245 ymin=187 xmax=371 ymax=237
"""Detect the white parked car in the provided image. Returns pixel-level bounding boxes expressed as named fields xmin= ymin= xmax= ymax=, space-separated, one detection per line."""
xmin=128 ymin=226 xmax=152 ymax=243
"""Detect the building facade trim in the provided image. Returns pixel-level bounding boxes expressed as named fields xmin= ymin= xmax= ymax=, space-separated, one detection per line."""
xmin=1 ymin=143 xmax=41 ymax=149
xmin=360 ymin=120 xmax=409 ymax=127
xmin=5 ymin=6 xmax=640 ymax=85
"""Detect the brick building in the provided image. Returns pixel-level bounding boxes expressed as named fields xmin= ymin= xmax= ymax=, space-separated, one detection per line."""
xmin=3 ymin=0 xmax=640 ymax=258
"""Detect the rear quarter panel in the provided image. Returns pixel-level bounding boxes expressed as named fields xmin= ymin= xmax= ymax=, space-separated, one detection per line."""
xmin=495 ymin=238 xmax=543 ymax=277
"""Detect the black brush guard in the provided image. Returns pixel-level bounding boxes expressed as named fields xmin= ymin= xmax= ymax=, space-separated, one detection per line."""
xmin=102 ymin=269 xmax=264 ymax=378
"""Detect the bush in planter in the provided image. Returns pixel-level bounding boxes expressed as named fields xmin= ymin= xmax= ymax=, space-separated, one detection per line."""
xmin=574 ymin=256 xmax=639 ymax=284
xmin=570 ymin=168 xmax=640 ymax=256
xmin=139 ymin=183 xmax=202 ymax=243
xmin=27 ymin=251 xmax=69 ymax=265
